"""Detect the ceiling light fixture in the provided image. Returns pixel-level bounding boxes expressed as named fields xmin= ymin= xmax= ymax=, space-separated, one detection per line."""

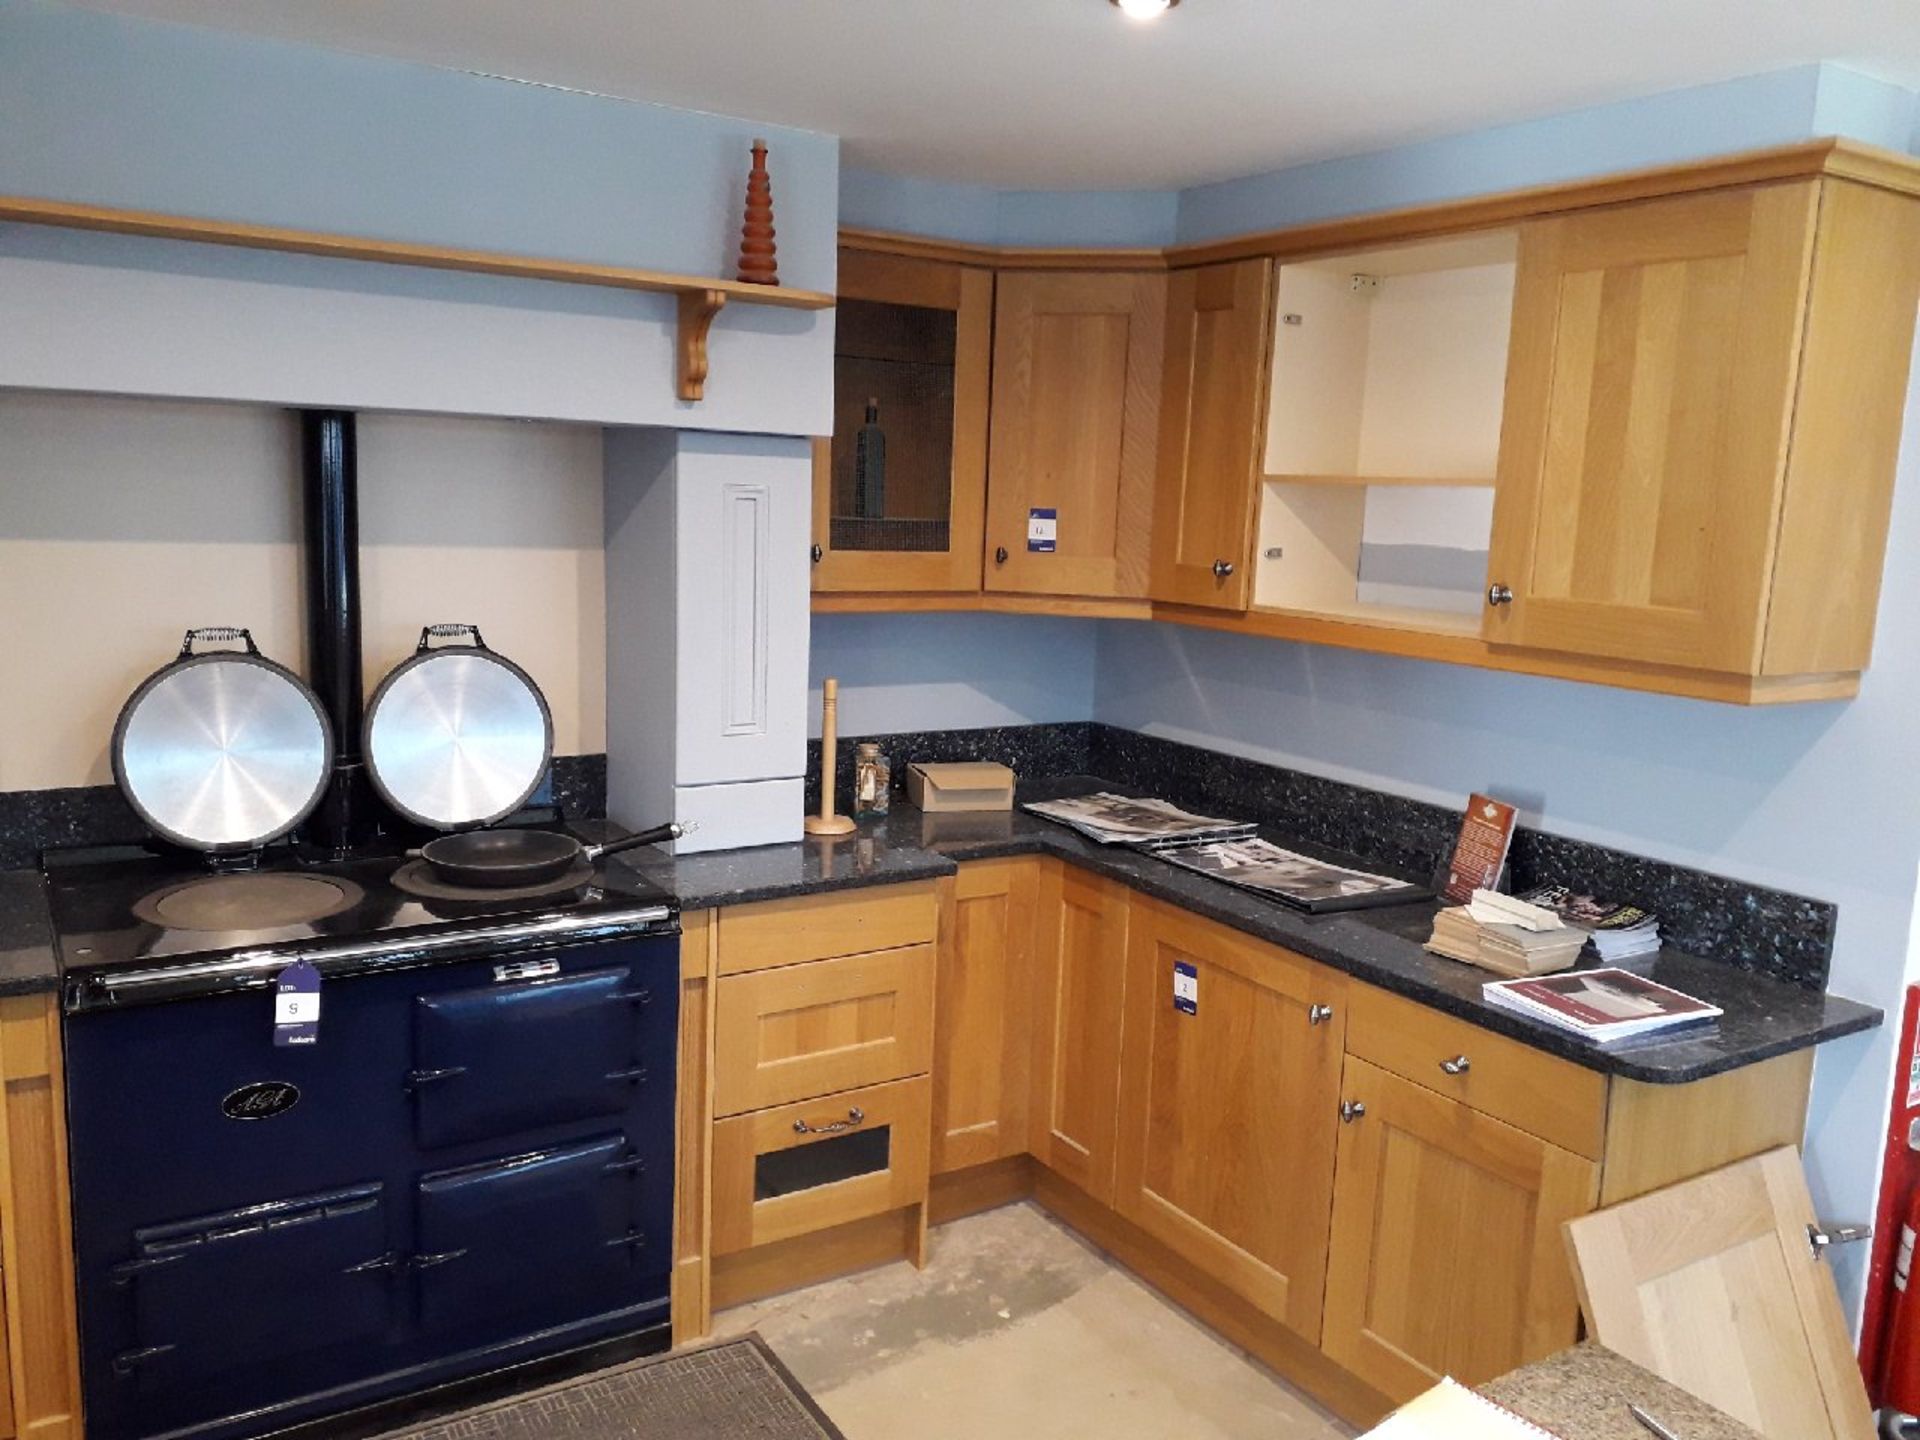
xmin=1110 ymin=0 xmax=1179 ymax=19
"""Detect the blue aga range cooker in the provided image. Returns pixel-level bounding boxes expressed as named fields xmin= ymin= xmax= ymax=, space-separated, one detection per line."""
xmin=49 ymin=844 xmax=680 ymax=1440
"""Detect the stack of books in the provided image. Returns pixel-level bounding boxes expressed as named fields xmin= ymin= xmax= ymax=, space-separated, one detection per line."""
xmin=1425 ymin=891 xmax=1586 ymax=977
xmin=1483 ymin=968 xmax=1721 ymax=1048
xmin=1518 ymin=884 xmax=1661 ymax=962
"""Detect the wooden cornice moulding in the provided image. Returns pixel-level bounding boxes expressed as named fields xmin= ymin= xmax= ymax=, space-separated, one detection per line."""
xmin=839 ymin=225 xmax=1167 ymax=271
xmin=1165 ymin=137 xmax=1920 ymax=268
xmin=0 ymin=194 xmax=835 ymax=403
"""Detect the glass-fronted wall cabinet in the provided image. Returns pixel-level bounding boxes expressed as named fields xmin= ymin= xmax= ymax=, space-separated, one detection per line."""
xmin=811 ymin=244 xmax=993 ymax=593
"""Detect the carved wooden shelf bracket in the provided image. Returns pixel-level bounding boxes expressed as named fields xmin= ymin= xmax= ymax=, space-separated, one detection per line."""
xmin=676 ymin=288 xmax=730 ymax=402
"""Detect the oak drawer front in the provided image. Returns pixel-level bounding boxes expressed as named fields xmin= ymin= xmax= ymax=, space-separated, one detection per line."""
xmin=716 ymin=883 xmax=939 ymax=975
xmin=714 ymin=946 xmax=936 ymax=1117
xmin=711 ymin=1076 xmax=931 ymax=1255
xmin=1345 ymin=984 xmax=1607 ymax=1158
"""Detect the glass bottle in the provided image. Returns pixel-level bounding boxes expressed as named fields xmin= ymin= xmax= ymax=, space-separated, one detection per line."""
xmin=853 ymin=398 xmax=887 ymax=518
xmin=853 ymin=742 xmax=891 ymax=817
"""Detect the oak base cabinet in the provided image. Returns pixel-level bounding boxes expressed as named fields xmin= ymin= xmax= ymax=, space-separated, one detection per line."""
xmin=1113 ymin=899 xmax=1346 ymax=1340
xmin=1322 ymin=1058 xmax=1600 ymax=1396
xmin=932 ymin=859 xmax=1039 ymax=1173
xmin=1028 ymin=861 xmax=1130 ymax=1204
xmin=0 ymin=995 xmax=82 ymax=1440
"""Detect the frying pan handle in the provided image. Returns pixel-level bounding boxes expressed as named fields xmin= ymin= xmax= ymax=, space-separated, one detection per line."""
xmin=179 ymin=627 xmax=261 ymax=658
xmin=583 ymin=821 xmax=690 ymax=864
xmin=417 ymin=623 xmax=490 ymax=654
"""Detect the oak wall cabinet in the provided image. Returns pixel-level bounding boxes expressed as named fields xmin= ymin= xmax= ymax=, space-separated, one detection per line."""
xmin=810 ymin=245 xmax=992 ymax=594
xmin=1484 ymin=178 xmax=1920 ymax=685
xmin=1151 ymin=258 xmax=1274 ymax=611
xmin=825 ymin=142 xmax=1920 ymax=704
xmin=985 ymin=270 xmax=1166 ymax=600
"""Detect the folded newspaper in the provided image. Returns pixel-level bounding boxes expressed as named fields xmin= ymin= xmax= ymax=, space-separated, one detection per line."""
xmin=1020 ymin=792 xmax=1257 ymax=847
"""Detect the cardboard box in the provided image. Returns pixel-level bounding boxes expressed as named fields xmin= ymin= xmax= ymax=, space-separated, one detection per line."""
xmin=906 ymin=761 xmax=1016 ymax=812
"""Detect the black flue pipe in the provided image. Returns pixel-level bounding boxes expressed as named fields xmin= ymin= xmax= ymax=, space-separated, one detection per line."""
xmin=299 ymin=409 xmax=378 ymax=855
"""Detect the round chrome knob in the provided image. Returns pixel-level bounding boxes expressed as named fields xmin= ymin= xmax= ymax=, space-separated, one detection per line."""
xmin=810 ymin=544 xmax=823 ymax=564
xmin=1440 ymin=1054 xmax=1472 ymax=1076
xmin=1487 ymin=583 xmax=1514 ymax=606
xmin=1340 ymin=1100 xmax=1367 ymax=1123
xmin=1212 ymin=559 xmax=1236 ymax=579
xmin=995 ymin=546 xmax=1010 ymax=565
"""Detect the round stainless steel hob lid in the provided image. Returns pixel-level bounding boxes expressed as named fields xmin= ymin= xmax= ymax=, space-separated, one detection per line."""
xmin=111 ymin=628 xmax=334 ymax=853
xmin=364 ymin=624 xmax=553 ymax=830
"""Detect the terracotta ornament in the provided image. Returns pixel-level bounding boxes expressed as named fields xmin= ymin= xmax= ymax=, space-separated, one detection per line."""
xmin=736 ymin=139 xmax=779 ymax=286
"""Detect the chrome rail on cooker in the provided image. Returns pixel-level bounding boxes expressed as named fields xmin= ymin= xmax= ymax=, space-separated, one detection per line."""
xmin=67 ymin=905 xmax=677 ymax=1011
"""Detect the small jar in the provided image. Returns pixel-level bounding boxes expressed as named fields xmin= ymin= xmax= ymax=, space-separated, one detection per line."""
xmin=853 ymin=743 xmax=891 ymax=817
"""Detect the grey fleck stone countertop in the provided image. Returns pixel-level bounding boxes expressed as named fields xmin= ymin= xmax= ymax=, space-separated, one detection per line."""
xmin=603 ymin=777 xmax=1879 ymax=1085
xmin=1482 ymin=1344 xmax=1763 ymax=1439
xmin=0 ymin=870 xmax=58 ymax=997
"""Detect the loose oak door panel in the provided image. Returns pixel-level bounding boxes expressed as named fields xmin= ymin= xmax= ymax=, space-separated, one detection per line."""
xmin=1565 ymin=1146 xmax=1872 ymax=1440
xmin=1152 ymin=258 xmax=1272 ymax=611
xmin=1113 ymin=901 xmax=1346 ymax=1340
xmin=986 ymin=271 xmax=1165 ymax=598
xmin=1484 ymin=182 xmax=1819 ymax=672
xmin=932 ymin=860 xmax=1039 ymax=1174
xmin=1322 ymin=1058 xmax=1599 ymax=1402
xmin=713 ymin=946 xmax=935 ymax=1116
xmin=1028 ymin=862 xmax=1129 ymax=1204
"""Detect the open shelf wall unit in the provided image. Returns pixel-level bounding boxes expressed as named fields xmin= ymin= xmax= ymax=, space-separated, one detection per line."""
xmin=1255 ymin=229 xmax=1514 ymax=635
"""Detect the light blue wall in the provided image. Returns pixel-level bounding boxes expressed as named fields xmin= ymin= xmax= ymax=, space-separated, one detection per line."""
xmin=1176 ymin=64 xmax=1837 ymax=243
xmin=0 ymin=0 xmax=838 ymax=291
xmin=809 ymin=615 xmax=1099 ymax=737
xmin=841 ymin=165 xmax=1178 ymax=248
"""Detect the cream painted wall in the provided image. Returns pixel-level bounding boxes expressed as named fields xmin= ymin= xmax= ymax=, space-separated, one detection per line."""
xmin=0 ymin=392 xmax=605 ymax=791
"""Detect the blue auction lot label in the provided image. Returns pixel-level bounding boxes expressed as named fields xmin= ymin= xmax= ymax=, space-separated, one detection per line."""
xmin=1028 ymin=507 xmax=1057 ymax=552
xmin=1173 ymin=960 xmax=1197 ymax=1015
xmin=274 ymin=960 xmax=322 ymax=1047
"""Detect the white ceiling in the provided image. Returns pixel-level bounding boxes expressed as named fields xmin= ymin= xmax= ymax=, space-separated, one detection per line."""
xmin=63 ymin=0 xmax=1920 ymax=190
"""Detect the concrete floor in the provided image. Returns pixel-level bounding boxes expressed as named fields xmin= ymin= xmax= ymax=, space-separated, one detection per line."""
xmin=716 ymin=1202 xmax=1357 ymax=1440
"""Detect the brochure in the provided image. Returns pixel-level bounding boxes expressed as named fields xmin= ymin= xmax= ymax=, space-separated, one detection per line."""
xmin=1151 ymin=835 xmax=1427 ymax=914
xmin=1483 ymin=968 xmax=1721 ymax=1047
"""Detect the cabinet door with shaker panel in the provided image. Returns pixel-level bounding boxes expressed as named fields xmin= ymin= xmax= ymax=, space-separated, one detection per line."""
xmin=811 ymin=244 xmax=993 ymax=594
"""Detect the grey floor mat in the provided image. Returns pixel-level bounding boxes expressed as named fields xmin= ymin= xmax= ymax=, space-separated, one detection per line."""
xmin=375 ymin=1335 xmax=846 ymax=1440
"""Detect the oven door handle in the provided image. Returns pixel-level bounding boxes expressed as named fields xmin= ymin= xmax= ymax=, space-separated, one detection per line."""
xmin=405 ymin=1066 xmax=468 ymax=1091
xmin=110 ymin=1252 xmax=184 ymax=1285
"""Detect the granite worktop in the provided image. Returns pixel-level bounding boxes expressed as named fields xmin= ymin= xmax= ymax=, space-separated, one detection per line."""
xmin=606 ymin=778 xmax=1880 ymax=1085
xmin=1481 ymin=1344 xmax=1762 ymax=1439
xmin=0 ymin=869 xmax=58 ymax=997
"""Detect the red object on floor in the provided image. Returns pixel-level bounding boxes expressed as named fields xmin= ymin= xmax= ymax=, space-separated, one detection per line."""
xmin=1864 ymin=984 xmax=1920 ymax=1405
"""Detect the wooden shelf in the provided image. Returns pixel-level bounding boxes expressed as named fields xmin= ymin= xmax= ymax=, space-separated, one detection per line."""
xmin=0 ymin=194 xmax=835 ymax=402
xmin=1266 ymin=473 xmax=1497 ymax=489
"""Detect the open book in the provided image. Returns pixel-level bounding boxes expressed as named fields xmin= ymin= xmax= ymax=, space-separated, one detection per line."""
xmin=1362 ymin=1378 xmax=1564 ymax=1438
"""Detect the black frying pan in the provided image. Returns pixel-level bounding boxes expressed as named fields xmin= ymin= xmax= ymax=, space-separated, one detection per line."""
xmin=417 ymin=821 xmax=685 ymax=888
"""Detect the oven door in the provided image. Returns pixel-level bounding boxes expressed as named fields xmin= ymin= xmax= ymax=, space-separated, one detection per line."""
xmin=412 ymin=1133 xmax=664 ymax=1343
xmin=109 ymin=1183 xmax=394 ymax=1427
xmin=410 ymin=964 xmax=657 ymax=1149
